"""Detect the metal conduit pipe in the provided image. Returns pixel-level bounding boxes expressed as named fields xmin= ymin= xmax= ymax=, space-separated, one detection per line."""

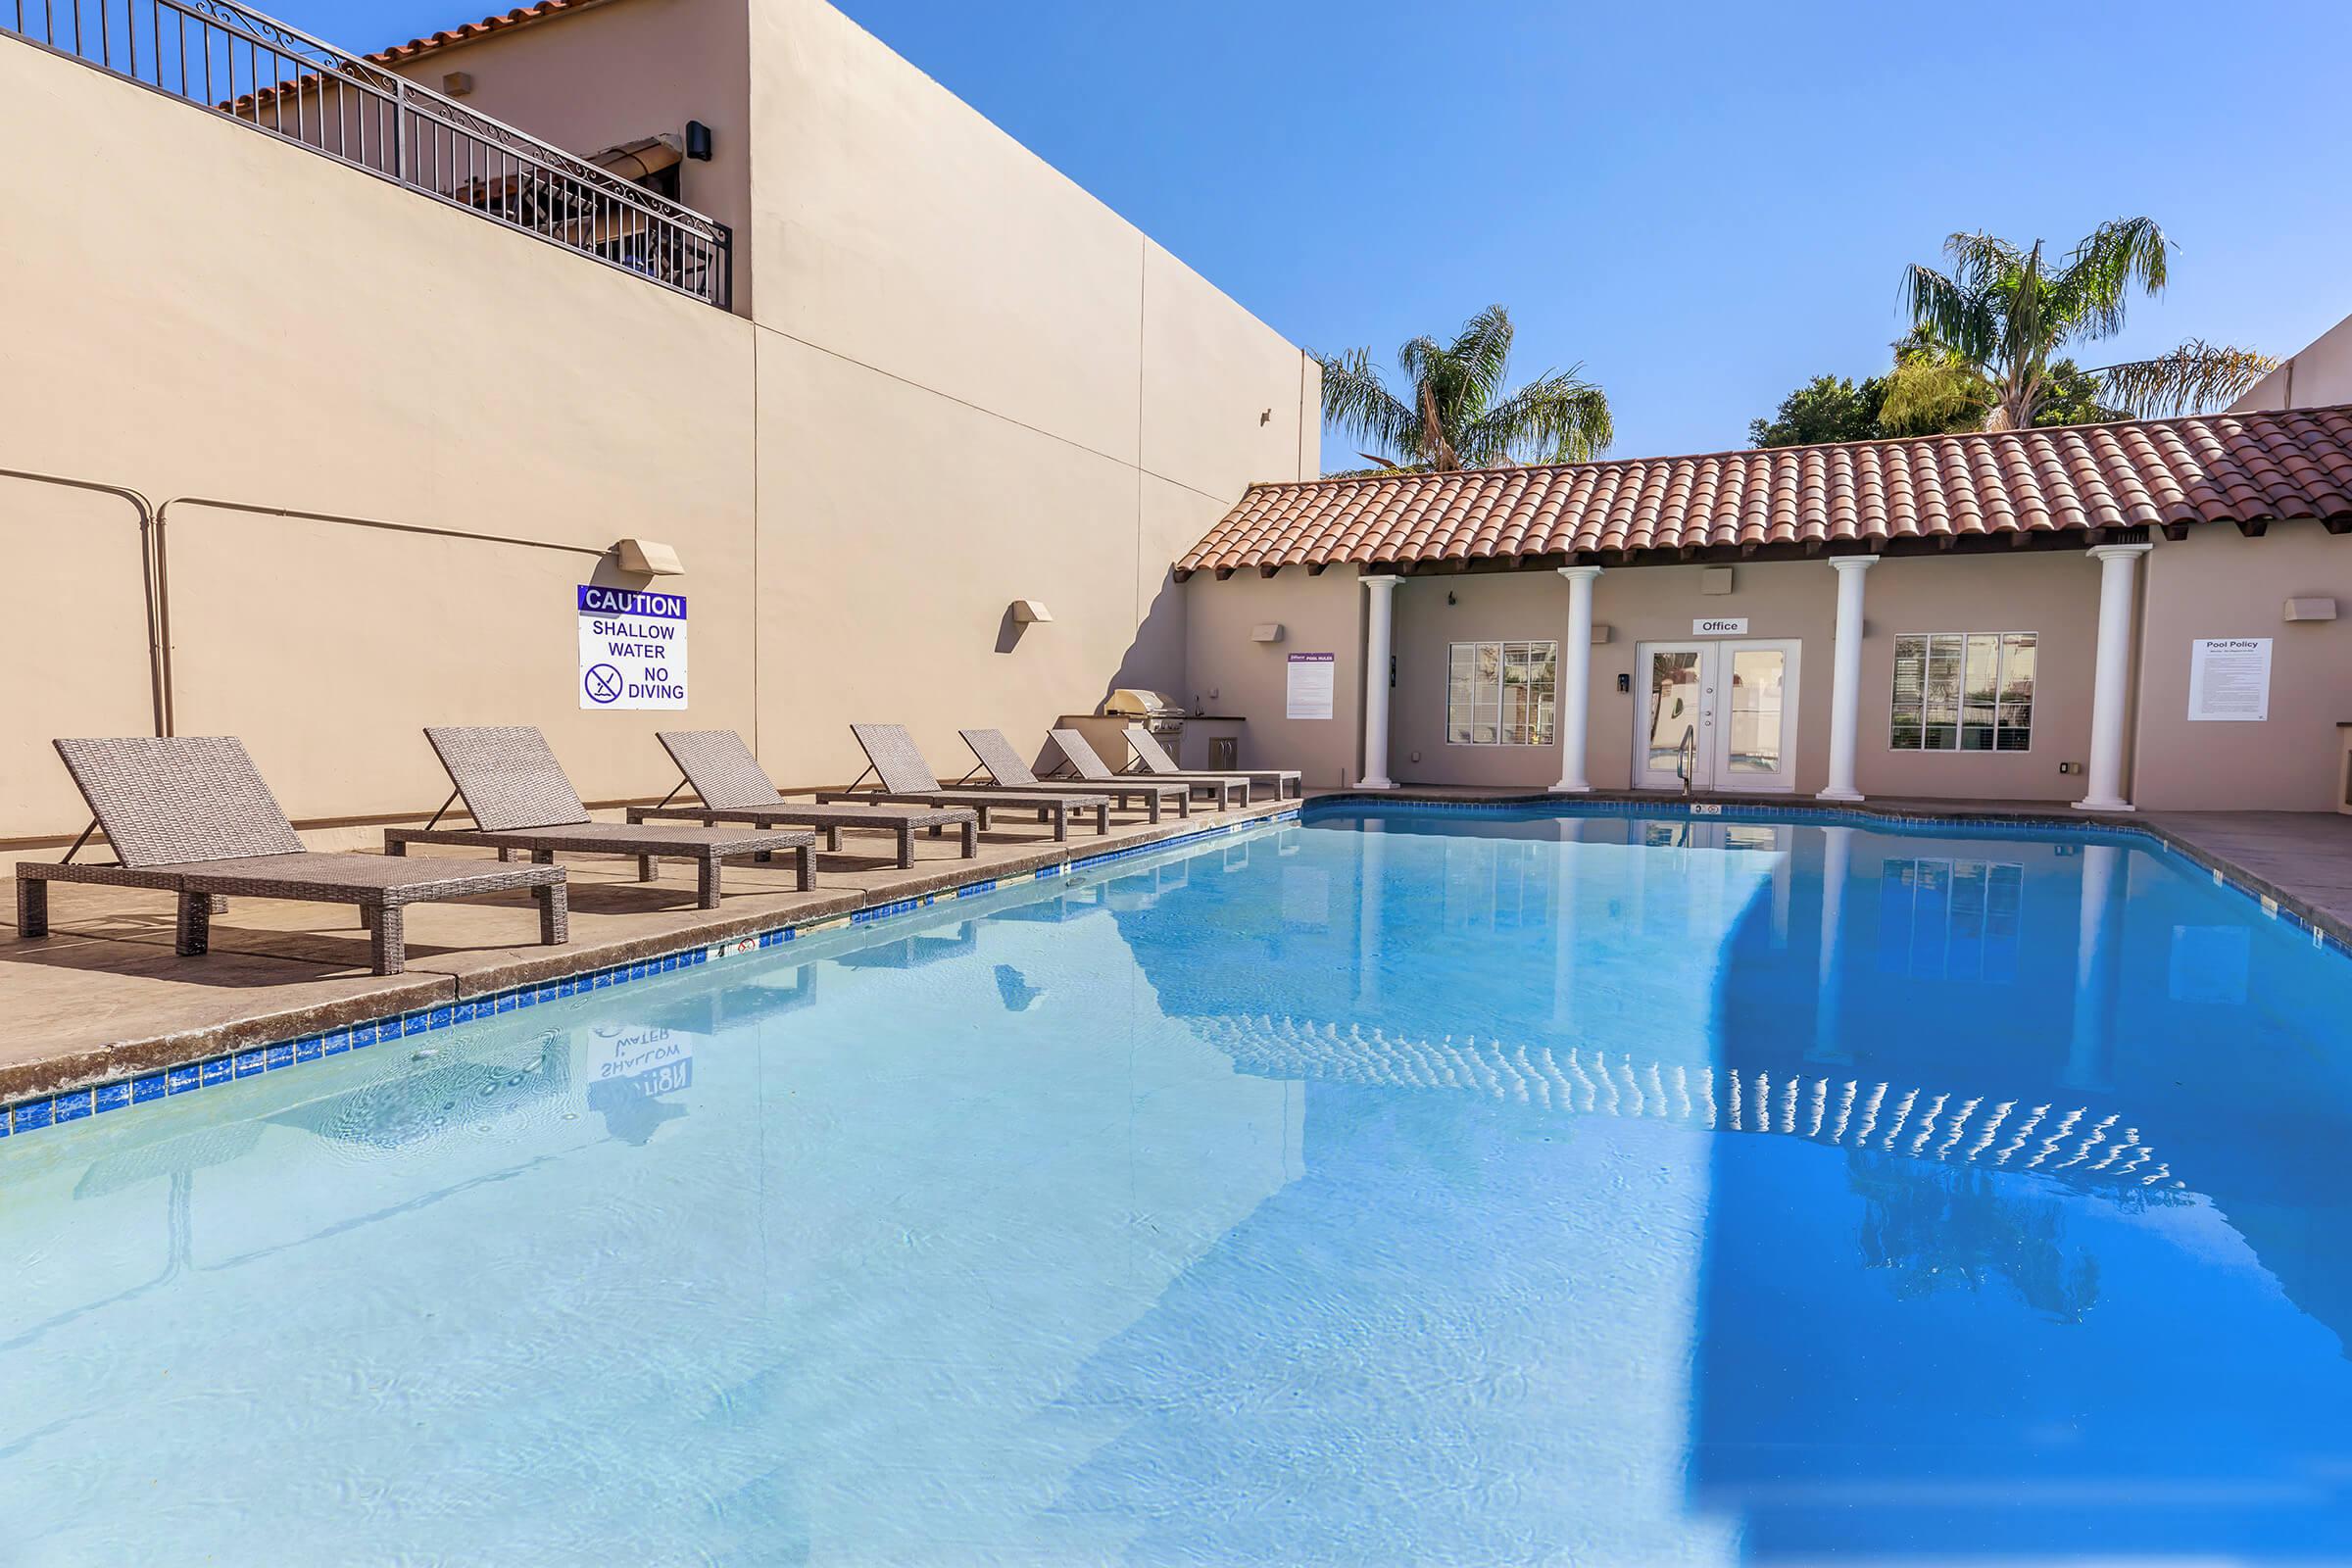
xmin=0 ymin=467 xmax=164 ymax=737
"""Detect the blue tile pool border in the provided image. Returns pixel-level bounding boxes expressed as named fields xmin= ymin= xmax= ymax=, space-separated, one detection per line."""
xmin=0 ymin=808 xmax=1301 ymax=1141
xmin=9 ymin=791 xmax=2334 ymax=1141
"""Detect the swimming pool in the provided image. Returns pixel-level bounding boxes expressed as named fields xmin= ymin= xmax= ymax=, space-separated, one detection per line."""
xmin=4 ymin=803 xmax=2350 ymax=1563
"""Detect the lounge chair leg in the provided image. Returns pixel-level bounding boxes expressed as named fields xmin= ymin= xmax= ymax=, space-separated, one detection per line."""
xmin=17 ymin=878 xmax=48 ymax=938
xmin=1146 ymin=794 xmax=1161 ymax=824
xmin=499 ymin=848 xmax=515 ymax=863
xmin=531 ymin=850 xmax=555 ymax=865
xmin=637 ymin=856 xmax=657 ymax=883
xmin=360 ymin=905 xmax=376 ymax=930
xmin=697 ymin=855 xmax=722 ymax=910
xmin=976 ymin=807 xmax=991 ymax=831
xmin=1094 ymin=804 xmax=1109 ymax=836
xmin=795 ymin=844 xmax=814 ymax=892
xmin=897 ymin=825 xmax=914 ymax=869
xmin=827 ymin=827 xmax=844 ymax=853
xmin=1179 ymin=791 xmax=1191 ymax=817
xmin=1038 ymin=807 xmax=1051 ymax=824
xmin=538 ymin=882 xmax=568 ymax=946
xmin=959 ymin=820 xmax=977 ymax=858
xmin=1052 ymin=808 xmax=1067 ymax=844
xmin=210 ymin=895 xmax=229 ymax=914
xmin=175 ymin=891 xmax=211 ymax=957
xmin=369 ymin=904 xmax=406 ymax=975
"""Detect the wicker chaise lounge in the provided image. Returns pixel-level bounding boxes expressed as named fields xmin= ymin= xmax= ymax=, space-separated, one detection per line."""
xmin=818 ymin=724 xmax=1112 ymax=841
xmin=629 ymin=729 xmax=978 ymax=869
xmin=956 ymin=728 xmax=1191 ymax=822
xmin=383 ymin=726 xmax=816 ymax=908
xmin=1048 ymin=728 xmax=1250 ymax=810
xmin=16 ymin=736 xmax=567 ymax=975
xmin=1124 ymin=722 xmax=1302 ymax=801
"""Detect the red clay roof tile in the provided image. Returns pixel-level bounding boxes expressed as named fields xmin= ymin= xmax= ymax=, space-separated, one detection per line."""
xmin=1176 ymin=407 xmax=2352 ymax=577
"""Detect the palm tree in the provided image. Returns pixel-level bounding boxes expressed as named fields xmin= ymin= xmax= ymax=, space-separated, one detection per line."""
xmin=1886 ymin=218 xmax=2275 ymax=433
xmin=1315 ymin=305 xmax=1612 ymax=472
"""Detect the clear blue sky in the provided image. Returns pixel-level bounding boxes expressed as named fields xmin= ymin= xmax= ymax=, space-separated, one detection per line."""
xmin=287 ymin=0 xmax=2352 ymax=469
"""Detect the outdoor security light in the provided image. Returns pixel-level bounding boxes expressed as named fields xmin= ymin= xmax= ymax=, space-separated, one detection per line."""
xmin=1009 ymin=600 xmax=1054 ymax=624
xmin=612 ymin=538 xmax=685 ymax=576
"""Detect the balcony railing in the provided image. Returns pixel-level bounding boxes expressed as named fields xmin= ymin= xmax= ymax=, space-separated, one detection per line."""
xmin=6 ymin=0 xmax=732 ymax=308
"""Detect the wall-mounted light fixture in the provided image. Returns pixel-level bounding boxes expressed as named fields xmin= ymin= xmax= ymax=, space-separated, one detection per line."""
xmin=612 ymin=538 xmax=685 ymax=575
xmin=442 ymin=71 xmax=473 ymax=97
xmin=2284 ymin=597 xmax=2337 ymax=622
xmin=1009 ymin=599 xmax=1054 ymax=624
xmin=1592 ymin=622 xmax=1613 ymax=644
xmin=1250 ymin=622 xmax=1285 ymax=643
xmin=686 ymin=120 xmax=714 ymax=161
xmin=1700 ymin=566 xmax=1735 ymax=596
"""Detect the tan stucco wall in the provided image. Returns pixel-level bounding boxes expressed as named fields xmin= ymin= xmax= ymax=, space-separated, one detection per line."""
xmin=0 ymin=35 xmax=757 ymax=836
xmin=0 ymin=0 xmax=1315 ymax=840
xmin=740 ymin=0 xmax=1317 ymax=786
xmin=2132 ymin=520 xmax=2352 ymax=810
xmin=2232 ymin=312 xmax=2352 ymax=414
xmin=1182 ymin=571 xmax=1364 ymax=789
xmin=376 ymin=0 xmax=757 ymax=315
xmin=1193 ymin=550 xmax=2111 ymax=801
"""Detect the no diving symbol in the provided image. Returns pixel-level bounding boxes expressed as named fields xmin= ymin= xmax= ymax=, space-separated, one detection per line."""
xmin=584 ymin=663 xmax=624 ymax=705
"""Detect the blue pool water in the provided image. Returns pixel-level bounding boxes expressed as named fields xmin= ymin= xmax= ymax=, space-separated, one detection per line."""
xmin=5 ymin=806 xmax=2352 ymax=1563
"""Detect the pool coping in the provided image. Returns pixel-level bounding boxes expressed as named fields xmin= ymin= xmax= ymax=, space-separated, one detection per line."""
xmin=0 ymin=805 xmax=1304 ymax=1141
xmin=4 ymin=788 xmax=2343 ymax=1140
xmin=1308 ymin=788 xmax=2352 ymax=958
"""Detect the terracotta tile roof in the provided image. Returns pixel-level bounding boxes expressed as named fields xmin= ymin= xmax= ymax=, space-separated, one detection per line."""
xmin=1175 ymin=406 xmax=2352 ymax=578
xmin=366 ymin=0 xmax=600 ymax=66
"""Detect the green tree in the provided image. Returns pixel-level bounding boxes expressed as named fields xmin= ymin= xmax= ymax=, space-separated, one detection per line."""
xmin=1748 ymin=372 xmax=1890 ymax=447
xmin=1887 ymin=218 xmax=2275 ymax=432
xmin=1315 ymin=305 xmax=1612 ymax=472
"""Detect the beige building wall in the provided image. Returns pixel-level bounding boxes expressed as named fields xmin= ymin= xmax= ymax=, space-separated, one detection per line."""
xmin=741 ymin=0 xmax=1317 ymax=787
xmin=1182 ymin=570 xmax=1365 ymax=789
xmin=0 ymin=0 xmax=1316 ymax=841
xmin=375 ymin=0 xmax=757 ymax=315
xmin=1193 ymin=549 xmax=2112 ymax=801
xmin=2132 ymin=519 xmax=2352 ymax=810
xmin=0 ymin=35 xmax=757 ymax=839
xmin=2232 ymin=312 xmax=2352 ymax=414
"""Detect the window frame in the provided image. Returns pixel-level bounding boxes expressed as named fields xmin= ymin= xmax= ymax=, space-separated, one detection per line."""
xmin=1445 ymin=639 xmax=1559 ymax=748
xmin=1887 ymin=631 xmax=2036 ymax=755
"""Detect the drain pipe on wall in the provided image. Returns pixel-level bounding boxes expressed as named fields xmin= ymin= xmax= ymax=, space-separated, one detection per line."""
xmin=0 ymin=467 xmax=164 ymax=736
xmin=150 ymin=495 xmax=612 ymax=738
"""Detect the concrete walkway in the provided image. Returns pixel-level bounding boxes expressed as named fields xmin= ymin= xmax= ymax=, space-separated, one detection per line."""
xmin=1 ymin=797 xmax=1298 ymax=1105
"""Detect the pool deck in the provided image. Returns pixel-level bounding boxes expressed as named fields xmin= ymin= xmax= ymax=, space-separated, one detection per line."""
xmin=6 ymin=785 xmax=2352 ymax=1115
xmin=0 ymin=796 xmax=1299 ymax=1106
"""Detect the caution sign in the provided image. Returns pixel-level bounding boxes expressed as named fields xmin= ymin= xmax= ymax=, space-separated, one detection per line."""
xmin=577 ymin=585 xmax=689 ymax=710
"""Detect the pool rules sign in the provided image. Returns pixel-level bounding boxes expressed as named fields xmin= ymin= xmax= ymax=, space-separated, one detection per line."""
xmin=577 ymin=586 xmax=689 ymax=710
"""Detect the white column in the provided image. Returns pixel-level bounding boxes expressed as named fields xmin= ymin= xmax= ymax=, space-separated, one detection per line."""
xmin=1358 ymin=574 xmax=1399 ymax=790
xmin=1550 ymin=564 xmax=1603 ymax=793
xmin=1816 ymin=556 xmax=1878 ymax=803
xmin=2076 ymin=543 xmax=2152 ymax=812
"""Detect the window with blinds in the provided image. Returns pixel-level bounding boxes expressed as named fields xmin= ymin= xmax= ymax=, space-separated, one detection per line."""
xmin=1446 ymin=641 xmax=1558 ymax=746
xmin=1889 ymin=632 xmax=2035 ymax=752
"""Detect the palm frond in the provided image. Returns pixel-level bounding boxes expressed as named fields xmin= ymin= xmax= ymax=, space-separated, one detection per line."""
xmin=1447 ymin=304 xmax=1518 ymax=409
xmin=2091 ymin=340 xmax=2278 ymax=418
xmin=2055 ymin=217 xmax=2171 ymax=342
xmin=1312 ymin=346 xmax=1419 ymax=464
xmin=1902 ymin=264 xmax=1997 ymax=368
xmin=1460 ymin=368 xmax=1613 ymax=465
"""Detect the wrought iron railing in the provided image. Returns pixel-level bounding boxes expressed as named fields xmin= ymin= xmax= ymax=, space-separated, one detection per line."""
xmin=6 ymin=0 xmax=732 ymax=308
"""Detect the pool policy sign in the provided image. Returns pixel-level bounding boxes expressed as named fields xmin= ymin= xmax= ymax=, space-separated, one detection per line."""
xmin=577 ymin=585 xmax=689 ymax=710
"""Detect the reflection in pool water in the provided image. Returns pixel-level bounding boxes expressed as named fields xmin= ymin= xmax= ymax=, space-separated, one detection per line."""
xmin=2 ymin=807 xmax=2349 ymax=1563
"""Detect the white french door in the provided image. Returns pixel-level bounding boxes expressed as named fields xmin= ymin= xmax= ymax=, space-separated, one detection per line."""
xmin=1632 ymin=639 xmax=1801 ymax=792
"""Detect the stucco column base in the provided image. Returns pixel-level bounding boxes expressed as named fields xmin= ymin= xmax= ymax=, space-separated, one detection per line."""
xmin=2073 ymin=798 xmax=2134 ymax=813
xmin=1548 ymin=783 xmax=1592 ymax=796
xmin=1815 ymin=788 xmax=1864 ymax=804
